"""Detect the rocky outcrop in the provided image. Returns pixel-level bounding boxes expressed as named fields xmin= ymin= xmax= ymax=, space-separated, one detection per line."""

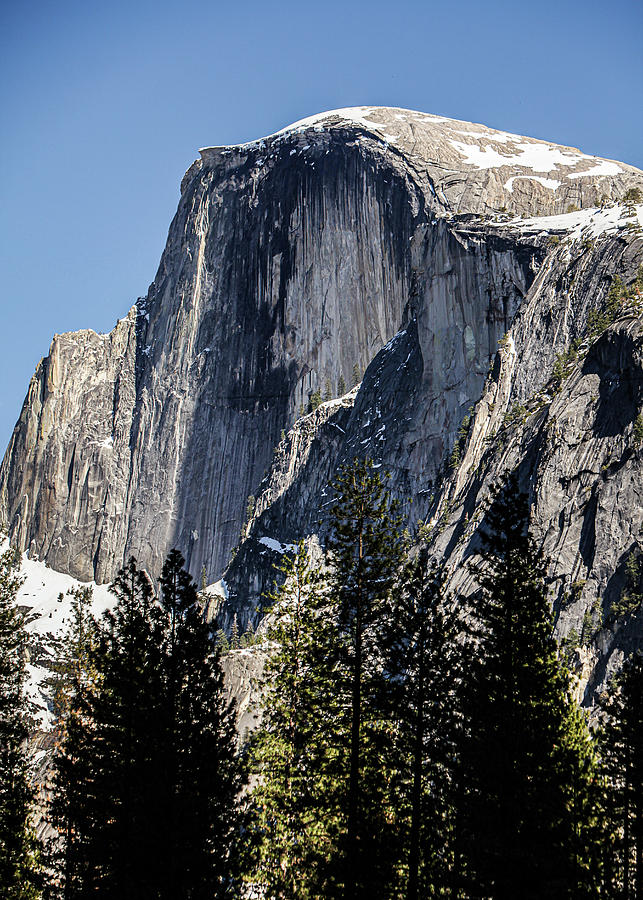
xmin=1 ymin=107 xmax=642 ymax=672
xmin=424 ymin=224 xmax=643 ymax=700
xmin=0 ymin=310 xmax=138 ymax=581
xmin=221 ymin=649 xmax=266 ymax=743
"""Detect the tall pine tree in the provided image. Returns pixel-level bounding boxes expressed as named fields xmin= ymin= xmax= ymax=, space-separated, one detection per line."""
xmin=390 ymin=548 xmax=467 ymax=898
xmin=49 ymin=553 xmax=244 ymax=899
xmin=462 ymin=471 xmax=599 ymax=899
xmin=247 ymin=541 xmax=341 ymax=899
xmin=156 ymin=549 xmax=245 ymax=898
xmin=48 ymin=557 xmax=164 ymax=898
xmin=598 ymin=652 xmax=643 ymax=898
xmin=325 ymin=458 xmax=405 ymax=898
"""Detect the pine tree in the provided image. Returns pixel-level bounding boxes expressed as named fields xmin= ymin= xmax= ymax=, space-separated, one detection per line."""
xmin=45 ymin=587 xmax=96 ymax=725
xmin=461 ymin=472 xmax=600 ymax=898
xmin=0 ymin=544 xmax=42 ymax=898
xmin=562 ymin=700 xmax=605 ymax=894
xmin=156 ymin=549 xmax=246 ymax=898
xmin=325 ymin=458 xmax=405 ymax=897
xmin=240 ymin=619 xmax=255 ymax=648
xmin=338 ymin=375 xmax=346 ymax=396
xmin=49 ymin=553 xmax=245 ymax=899
xmin=49 ymin=557 xmax=164 ymax=898
xmin=390 ymin=549 xmax=467 ymax=898
xmin=247 ymin=542 xmax=341 ymax=898
xmin=215 ymin=628 xmax=230 ymax=652
xmin=598 ymin=652 xmax=643 ymax=898
xmin=230 ymin=613 xmax=240 ymax=650
xmin=309 ymin=390 xmax=323 ymax=411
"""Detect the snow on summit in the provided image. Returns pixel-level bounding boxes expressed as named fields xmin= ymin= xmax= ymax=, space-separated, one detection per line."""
xmin=199 ymin=105 xmax=632 ymax=186
xmin=449 ymin=135 xmax=624 ymax=177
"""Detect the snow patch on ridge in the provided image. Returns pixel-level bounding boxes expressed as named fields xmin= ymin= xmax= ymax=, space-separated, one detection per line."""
xmin=450 ymin=137 xmax=624 ymax=178
xmin=449 ymin=139 xmax=579 ymax=172
xmin=200 ymin=107 xmax=383 ymax=153
xmin=200 ymin=107 xmax=471 ymax=155
xmin=567 ymin=160 xmax=623 ymax=179
xmin=496 ymin=204 xmax=642 ymax=245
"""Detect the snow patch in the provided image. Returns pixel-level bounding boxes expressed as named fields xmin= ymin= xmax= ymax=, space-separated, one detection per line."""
xmin=7 ymin=542 xmax=114 ymax=728
xmin=15 ymin=552 xmax=113 ymax=639
xmin=504 ymin=175 xmax=561 ymax=193
xmin=450 ymin=137 xmax=624 ymax=178
xmin=496 ymin=204 xmax=638 ymax=245
xmin=206 ymin=578 xmax=228 ymax=600
xmin=567 ymin=160 xmax=623 ymax=179
xmin=258 ymin=537 xmax=297 ymax=555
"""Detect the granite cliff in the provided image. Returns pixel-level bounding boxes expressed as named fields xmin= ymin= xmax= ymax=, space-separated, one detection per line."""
xmin=2 ymin=107 xmax=643 ymax=696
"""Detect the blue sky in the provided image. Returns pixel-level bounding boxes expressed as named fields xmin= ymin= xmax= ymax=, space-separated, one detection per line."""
xmin=1 ymin=0 xmax=641 ymax=451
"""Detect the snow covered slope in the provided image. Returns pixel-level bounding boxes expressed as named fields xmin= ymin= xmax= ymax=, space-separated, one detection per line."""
xmin=8 ymin=542 xmax=113 ymax=727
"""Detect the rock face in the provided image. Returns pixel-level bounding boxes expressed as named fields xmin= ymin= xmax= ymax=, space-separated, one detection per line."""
xmin=229 ymin=207 xmax=643 ymax=700
xmin=1 ymin=107 xmax=643 ymax=699
xmin=0 ymin=311 xmax=138 ymax=580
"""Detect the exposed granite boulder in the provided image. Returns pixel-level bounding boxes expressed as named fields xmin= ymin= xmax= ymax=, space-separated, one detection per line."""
xmin=221 ymin=648 xmax=266 ymax=743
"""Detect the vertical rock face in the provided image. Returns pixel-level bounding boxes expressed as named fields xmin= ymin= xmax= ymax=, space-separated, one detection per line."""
xmin=2 ymin=113 xmax=425 ymax=581
xmin=425 ymin=229 xmax=643 ymax=699
xmin=1 ymin=106 xmax=642 ymax=606
xmin=122 ymin=132 xmax=417 ymax=581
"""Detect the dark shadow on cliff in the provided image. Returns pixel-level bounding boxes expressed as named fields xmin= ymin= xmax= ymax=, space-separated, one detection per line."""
xmin=160 ymin=133 xmax=418 ymax=586
xmin=218 ymin=322 xmax=424 ymax=630
xmin=583 ymin=320 xmax=642 ymax=439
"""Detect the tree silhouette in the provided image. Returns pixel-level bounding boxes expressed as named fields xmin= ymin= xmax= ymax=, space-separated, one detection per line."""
xmin=49 ymin=553 xmax=244 ymax=899
xmin=598 ymin=652 xmax=643 ymax=898
xmin=325 ymin=458 xmax=404 ymax=897
xmin=0 ymin=545 xmax=42 ymax=898
xmin=462 ymin=472 xmax=600 ymax=898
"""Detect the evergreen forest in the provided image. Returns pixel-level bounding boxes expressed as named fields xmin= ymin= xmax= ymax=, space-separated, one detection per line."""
xmin=1 ymin=461 xmax=643 ymax=898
